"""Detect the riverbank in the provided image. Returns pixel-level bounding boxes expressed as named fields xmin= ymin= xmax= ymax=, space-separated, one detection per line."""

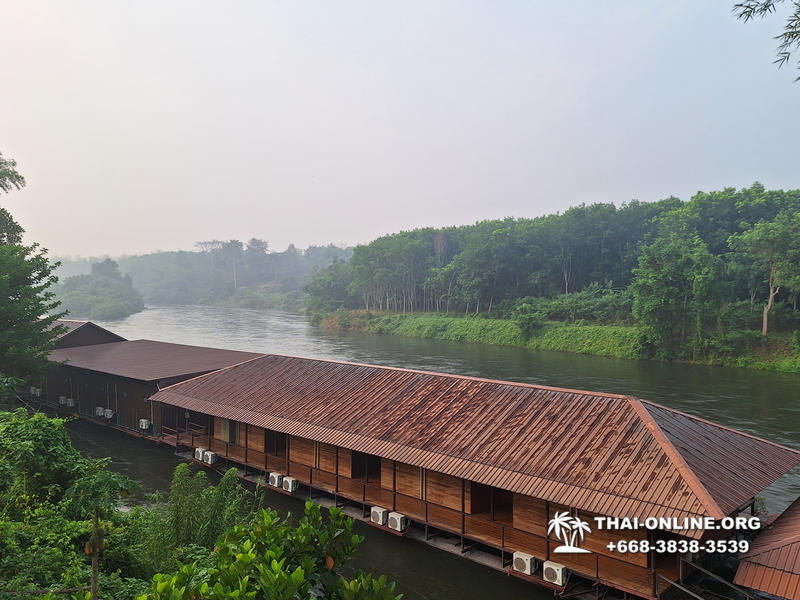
xmin=315 ymin=310 xmax=800 ymax=372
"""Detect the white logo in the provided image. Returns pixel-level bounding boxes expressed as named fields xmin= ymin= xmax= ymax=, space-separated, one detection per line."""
xmin=547 ymin=511 xmax=592 ymax=554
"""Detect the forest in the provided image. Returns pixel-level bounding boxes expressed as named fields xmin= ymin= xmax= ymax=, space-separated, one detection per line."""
xmin=56 ymin=259 xmax=145 ymax=321
xmin=56 ymin=242 xmax=353 ymax=312
xmin=304 ymin=184 xmax=800 ymax=362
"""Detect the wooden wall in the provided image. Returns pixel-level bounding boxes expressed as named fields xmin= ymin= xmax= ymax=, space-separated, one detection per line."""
xmin=247 ymin=425 xmax=264 ymax=451
xmin=149 ymin=420 xmax=668 ymax=598
xmin=424 ymin=471 xmax=462 ymax=511
xmin=289 ymin=435 xmax=315 ymax=467
xmin=46 ymin=367 xmax=158 ymax=431
xmin=319 ymin=443 xmax=337 ymax=473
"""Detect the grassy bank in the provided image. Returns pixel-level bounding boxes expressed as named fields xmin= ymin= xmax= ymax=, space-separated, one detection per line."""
xmin=314 ymin=310 xmax=800 ymax=372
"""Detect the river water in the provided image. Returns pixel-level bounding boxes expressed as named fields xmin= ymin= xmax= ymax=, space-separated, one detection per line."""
xmin=69 ymin=304 xmax=800 ymax=599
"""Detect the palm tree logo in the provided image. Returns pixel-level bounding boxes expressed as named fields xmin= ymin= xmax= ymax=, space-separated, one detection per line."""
xmin=548 ymin=511 xmax=592 ymax=554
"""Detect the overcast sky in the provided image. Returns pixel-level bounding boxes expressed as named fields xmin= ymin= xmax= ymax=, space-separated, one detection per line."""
xmin=1 ymin=1 xmax=798 ymax=257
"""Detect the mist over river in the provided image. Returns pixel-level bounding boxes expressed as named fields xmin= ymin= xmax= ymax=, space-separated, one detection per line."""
xmin=70 ymin=304 xmax=800 ymax=600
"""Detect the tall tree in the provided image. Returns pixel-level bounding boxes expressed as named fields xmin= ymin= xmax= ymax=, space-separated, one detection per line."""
xmin=1 ymin=153 xmax=64 ymax=380
xmin=729 ymin=211 xmax=800 ymax=335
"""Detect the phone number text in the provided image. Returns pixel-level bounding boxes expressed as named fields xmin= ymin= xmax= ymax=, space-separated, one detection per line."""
xmin=606 ymin=540 xmax=749 ymax=554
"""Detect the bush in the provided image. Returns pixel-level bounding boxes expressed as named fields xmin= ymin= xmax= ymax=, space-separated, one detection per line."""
xmin=137 ymin=502 xmax=401 ymax=600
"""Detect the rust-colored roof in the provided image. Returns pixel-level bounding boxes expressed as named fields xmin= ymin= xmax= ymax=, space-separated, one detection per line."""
xmin=50 ymin=320 xmax=127 ymax=347
xmin=152 ymin=355 xmax=800 ymax=536
xmin=49 ymin=340 xmax=262 ymax=383
xmin=50 ymin=319 xmax=87 ymax=336
xmin=735 ymin=497 xmax=800 ymax=600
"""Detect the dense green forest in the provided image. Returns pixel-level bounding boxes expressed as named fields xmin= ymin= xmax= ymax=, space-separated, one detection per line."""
xmin=305 ymin=184 xmax=800 ymax=363
xmin=57 ymin=259 xmax=145 ymax=321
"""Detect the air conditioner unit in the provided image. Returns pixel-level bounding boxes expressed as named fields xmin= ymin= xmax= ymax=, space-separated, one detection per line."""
xmin=268 ymin=472 xmax=284 ymax=488
xmin=203 ymin=451 xmax=217 ymax=464
xmin=542 ymin=561 xmax=567 ymax=586
xmin=58 ymin=396 xmax=67 ymax=405
xmin=282 ymin=476 xmax=298 ymax=492
xmin=66 ymin=398 xmax=75 ymax=407
xmin=512 ymin=551 xmax=535 ymax=575
xmin=194 ymin=447 xmax=206 ymax=461
xmin=103 ymin=408 xmax=114 ymax=419
xmin=387 ymin=511 xmax=408 ymax=532
xmin=138 ymin=419 xmax=150 ymax=430
xmin=371 ymin=506 xmax=389 ymax=526
xmin=95 ymin=406 xmax=105 ymax=417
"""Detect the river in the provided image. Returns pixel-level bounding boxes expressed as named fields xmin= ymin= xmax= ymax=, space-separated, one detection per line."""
xmin=69 ymin=304 xmax=800 ymax=600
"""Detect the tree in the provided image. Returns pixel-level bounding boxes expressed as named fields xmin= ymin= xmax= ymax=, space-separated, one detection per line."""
xmin=0 ymin=153 xmax=65 ymax=380
xmin=0 ymin=236 xmax=64 ymax=380
xmin=0 ymin=151 xmax=25 ymax=193
xmin=729 ymin=211 xmax=800 ymax=335
xmin=631 ymin=235 xmax=722 ymax=359
xmin=735 ymin=0 xmax=800 ymax=79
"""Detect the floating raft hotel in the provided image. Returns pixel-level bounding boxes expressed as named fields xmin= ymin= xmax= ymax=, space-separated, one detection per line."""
xmin=39 ymin=321 xmax=800 ymax=600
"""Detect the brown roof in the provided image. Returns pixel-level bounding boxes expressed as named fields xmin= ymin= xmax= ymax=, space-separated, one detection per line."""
xmin=152 ymin=355 xmax=800 ymax=536
xmin=50 ymin=319 xmax=88 ymax=336
xmin=49 ymin=340 xmax=262 ymax=383
xmin=50 ymin=320 xmax=127 ymax=347
xmin=735 ymin=497 xmax=800 ymax=600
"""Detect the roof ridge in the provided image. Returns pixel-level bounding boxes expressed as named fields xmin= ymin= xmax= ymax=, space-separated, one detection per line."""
xmin=258 ymin=353 xmax=630 ymax=400
xmin=640 ymin=399 xmax=800 ymax=457
xmin=626 ymin=396 xmax=726 ymax=520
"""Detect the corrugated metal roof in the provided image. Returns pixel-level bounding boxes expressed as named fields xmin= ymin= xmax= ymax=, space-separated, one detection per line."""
xmin=50 ymin=320 xmax=126 ymax=343
xmin=152 ymin=354 xmax=800 ymax=536
xmin=50 ymin=319 xmax=88 ymax=335
xmin=735 ymin=497 xmax=800 ymax=600
xmin=49 ymin=340 xmax=262 ymax=382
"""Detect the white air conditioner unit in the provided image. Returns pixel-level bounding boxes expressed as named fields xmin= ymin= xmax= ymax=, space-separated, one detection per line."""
xmin=387 ymin=511 xmax=408 ymax=532
xmin=34 ymin=388 xmax=42 ymax=397
xmin=371 ymin=506 xmax=389 ymax=526
xmin=95 ymin=406 xmax=105 ymax=417
xmin=194 ymin=447 xmax=206 ymax=461
xmin=512 ymin=551 xmax=535 ymax=575
xmin=138 ymin=419 xmax=150 ymax=430
xmin=282 ymin=476 xmax=298 ymax=492
xmin=268 ymin=472 xmax=284 ymax=488
xmin=203 ymin=450 xmax=217 ymax=464
xmin=58 ymin=396 xmax=67 ymax=405
xmin=66 ymin=398 xmax=75 ymax=407
xmin=542 ymin=561 xmax=567 ymax=586
xmin=103 ymin=408 xmax=114 ymax=419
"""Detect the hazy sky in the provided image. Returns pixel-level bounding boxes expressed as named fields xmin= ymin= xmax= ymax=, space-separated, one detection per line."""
xmin=1 ymin=1 xmax=798 ymax=257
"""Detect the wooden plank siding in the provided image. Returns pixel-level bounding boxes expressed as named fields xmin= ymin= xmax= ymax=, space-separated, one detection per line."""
xmin=182 ymin=426 xmax=668 ymax=598
xmin=289 ymin=436 xmax=315 ymax=467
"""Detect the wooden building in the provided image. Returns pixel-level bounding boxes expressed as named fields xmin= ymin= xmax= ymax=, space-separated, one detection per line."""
xmin=46 ymin=340 xmax=261 ymax=433
xmin=735 ymin=497 xmax=800 ymax=600
xmin=149 ymin=354 xmax=800 ymax=600
xmin=51 ymin=319 xmax=126 ymax=349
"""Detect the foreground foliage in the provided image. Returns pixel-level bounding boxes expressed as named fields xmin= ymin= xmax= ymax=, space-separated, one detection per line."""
xmin=0 ymin=410 xmax=399 ymax=600
xmin=139 ymin=502 xmax=399 ymax=600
